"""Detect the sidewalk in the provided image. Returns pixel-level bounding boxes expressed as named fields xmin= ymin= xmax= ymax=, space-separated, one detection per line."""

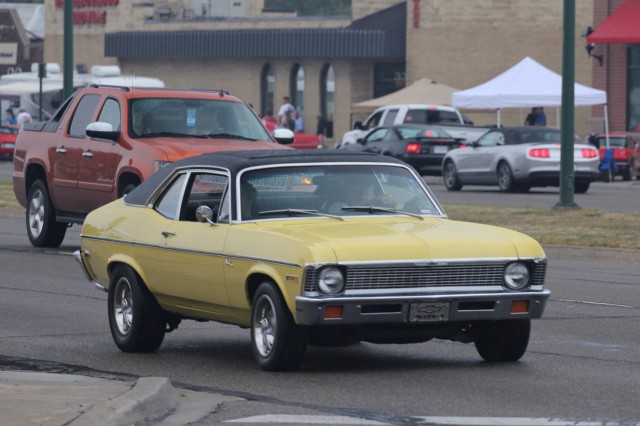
xmin=0 ymin=371 xmax=242 ymax=426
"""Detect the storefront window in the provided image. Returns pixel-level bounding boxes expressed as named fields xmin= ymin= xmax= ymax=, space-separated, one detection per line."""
xmin=261 ymin=63 xmax=275 ymax=117
xmin=320 ymin=63 xmax=335 ymax=138
xmin=290 ymin=64 xmax=304 ymax=113
xmin=628 ymin=46 xmax=640 ymax=132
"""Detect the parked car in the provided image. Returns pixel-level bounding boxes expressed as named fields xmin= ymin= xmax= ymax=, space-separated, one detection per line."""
xmin=75 ymin=149 xmax=550 ymax=371
xmin=12 ymin=85 xmax=293 ymax=248
xmin=0 ymin=126 xmax=17 ymax=160
xmin=264 ymin=120 xmax=323 ymax=149
xmin=442 ymin=126 xmax=600 ymax=193
xmin=339 ymin=104 xmax=489 ymax=148
xmin=588 ymin=132 xmax=640 ymax=181
xmin=340 ymin=123 xmax=463 ymax=176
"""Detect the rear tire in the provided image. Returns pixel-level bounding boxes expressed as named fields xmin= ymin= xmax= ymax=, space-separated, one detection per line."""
xmin=497 ymin=162 xmax=517 ymax=193
xmin=251 ymin=282 xmax=307 ymax=371
xmin=574 ymin=182 xmax=590 ymax=194
xmin=26 ymin=179 xmax=67 ymax=248
xmin=442 ymin=161 xmax=462 ymax=191
xmin=622 ymin=165 xmax=631 ymax=181
xmin=108 ymin=264 xmax=166 ymax=353
xmin=474 ymin=319 xmax=530 ymax=362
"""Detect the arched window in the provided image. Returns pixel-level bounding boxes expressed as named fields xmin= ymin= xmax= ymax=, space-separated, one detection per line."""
xmin=260 ymin=63 xmax=275 ymax=117
xmin=290 ymin=64 xmax=304 ymax=113
xmin=320 ymin=63 xmax=335 ymax=138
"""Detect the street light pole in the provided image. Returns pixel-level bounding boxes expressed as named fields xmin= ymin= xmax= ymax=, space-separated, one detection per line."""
xmin=63 ymin=0 xmax=73 ymax=101
xmin=557 ymin=0 xmax=577 ymax=208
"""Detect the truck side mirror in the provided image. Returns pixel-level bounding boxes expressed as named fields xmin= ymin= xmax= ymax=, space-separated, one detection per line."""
xmin=354 ymin=121 xmax=363 ymax=130
xmin=273 ymin=128 xmax=294 ymax=145
xmin=86 ymin=121 xmax=120 ymax=142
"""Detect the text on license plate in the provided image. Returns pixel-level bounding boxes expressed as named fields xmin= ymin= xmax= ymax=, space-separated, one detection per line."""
xmin=433 ymin=145 xmax=449 ymax=154
xmin=408 ymin=302 xmax=450 ymax=322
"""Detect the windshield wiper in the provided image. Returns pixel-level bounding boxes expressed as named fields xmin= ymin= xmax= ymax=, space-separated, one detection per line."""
xmin=341 ymin=206 xmax=424 ymax=220
xmin=138 ymin=131 xmax=195 ymax=138
xmin=203 ymin=133 xmax=259 ymax=141
xmin=258 ymin=209 xmax=344 ymax=221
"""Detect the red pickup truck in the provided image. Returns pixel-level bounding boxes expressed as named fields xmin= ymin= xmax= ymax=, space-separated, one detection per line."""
xmin=589 ymin=132 xmax=640 ymax=181
xmin=12 ymin=85 xmax=293 ymax=248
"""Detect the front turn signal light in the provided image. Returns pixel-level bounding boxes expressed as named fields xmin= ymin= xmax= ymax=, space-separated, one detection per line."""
xmin=323 ymin=306 xmax=343 ymax=319
xmin=511 ymin=300 xmax=529 ymax=314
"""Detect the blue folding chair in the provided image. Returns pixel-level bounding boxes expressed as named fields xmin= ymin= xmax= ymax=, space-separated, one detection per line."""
xmin=599 ymin=148 xmax=618 ymax=182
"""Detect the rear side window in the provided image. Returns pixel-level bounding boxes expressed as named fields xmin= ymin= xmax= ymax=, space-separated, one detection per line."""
xmin=382 ymin=109 xmax=399 ymax=125
xmin=68 ymin=94 xmax=101 ymax=138
xmin=404 ymin=109 xmax=460 ymax=125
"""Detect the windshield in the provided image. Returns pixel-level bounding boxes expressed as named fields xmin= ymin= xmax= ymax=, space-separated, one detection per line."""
xmin=129 ymin=98 xmax=271 ymax=141
xmin=238 ymin=164 xmax=443 ymax=221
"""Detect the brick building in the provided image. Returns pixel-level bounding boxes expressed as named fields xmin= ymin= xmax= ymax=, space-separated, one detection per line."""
xmin=37 ymin=0 xmax=625 ymax=141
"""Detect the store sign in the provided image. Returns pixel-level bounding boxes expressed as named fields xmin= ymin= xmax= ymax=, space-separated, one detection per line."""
xmin=0 ymin=43 xmax=17 ymax=65
xmin=54 ymin=0 xmax=119 ymax=25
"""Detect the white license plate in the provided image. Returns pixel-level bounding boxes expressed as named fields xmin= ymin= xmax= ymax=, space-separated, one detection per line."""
xmin=433 ymin=145 xmax=448 ymax=154
xmin=408 ymin=302 xmax=450 ymax=322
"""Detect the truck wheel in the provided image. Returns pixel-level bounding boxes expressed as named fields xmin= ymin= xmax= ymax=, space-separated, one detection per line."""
xmin=26 ymin=179 xmax=67 ymax=248
xmin=497 ymin=162 xmax=517 ymax=192
xmin=443 ymin=161 xmax=462 ymax=191
xmin=474 ymin=319 xmax=530 ymax=362
xmin=622 ymin=164 xmax=631 ymax=181
xmin=251 ymin=282 xmax=307 ymax=371
xmin=108 ymin=264 xmax=166 ymax=353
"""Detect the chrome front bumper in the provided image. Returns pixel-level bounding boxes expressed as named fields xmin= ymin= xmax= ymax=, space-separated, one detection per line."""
xmin=295 ymin=289 xmax=550 ymax=325
xmin=73 ymin=249 xmax=106 ymax=292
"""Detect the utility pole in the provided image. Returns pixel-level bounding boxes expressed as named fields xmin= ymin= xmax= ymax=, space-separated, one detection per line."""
xmin=63 ymin=0 xmax=74 ymax=101
xmin=557 ymin=0 xmax=577 ymax=208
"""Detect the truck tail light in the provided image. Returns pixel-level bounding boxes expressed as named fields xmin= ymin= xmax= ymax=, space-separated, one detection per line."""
xmin=529 ymin=148 xmax=550 ymax=158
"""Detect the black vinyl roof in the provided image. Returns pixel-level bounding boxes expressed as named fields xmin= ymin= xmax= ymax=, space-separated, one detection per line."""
xmin=105 ymin=3 xmax=405 ymax=59
xmin=124 ymin=149 xmax=404 ymax=206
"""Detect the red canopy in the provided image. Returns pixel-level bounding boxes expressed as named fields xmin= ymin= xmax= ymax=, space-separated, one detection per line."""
xmin=587 ymin=0 xmax=640 ymax=44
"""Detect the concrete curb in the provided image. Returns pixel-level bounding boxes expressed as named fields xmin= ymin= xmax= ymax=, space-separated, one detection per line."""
xmin=71 ymin=377 xmax=178 ymax=426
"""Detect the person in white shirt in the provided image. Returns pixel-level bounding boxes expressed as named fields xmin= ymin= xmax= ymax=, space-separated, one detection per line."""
xmin=15 ymin=107 xmax=33 ymax=132
xmin=277 ymin=96 xmax=295 ymax=123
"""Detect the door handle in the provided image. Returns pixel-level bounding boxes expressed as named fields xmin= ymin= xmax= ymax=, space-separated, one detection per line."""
xmin=56 ymin=147 xmax=67 ymax=154
xmin=161 ymin=231 xmax=176 ymax=238
xmin=82 ymin=151 xmax=94 ymax=158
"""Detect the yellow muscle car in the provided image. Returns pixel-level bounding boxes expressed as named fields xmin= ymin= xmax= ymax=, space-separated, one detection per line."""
xmin=75 ymin=150 xmax=550 ymax=371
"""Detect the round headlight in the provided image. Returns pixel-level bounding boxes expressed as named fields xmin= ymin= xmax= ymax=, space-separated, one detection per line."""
xmin=504 ymin=262 xmax=530 ymax=290
xmin=318 ymin=267 xmax=345 ymax=294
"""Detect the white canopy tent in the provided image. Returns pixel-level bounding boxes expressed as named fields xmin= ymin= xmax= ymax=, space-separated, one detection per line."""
xmin=451 ymin=57 xmax=609 ymax=142
xmin=353 ymin=78 xmax=458 ymax=109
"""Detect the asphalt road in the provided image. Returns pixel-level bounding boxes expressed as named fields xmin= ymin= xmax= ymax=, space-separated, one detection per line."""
xmin=1 ymin=219 xmax=640 ymax=424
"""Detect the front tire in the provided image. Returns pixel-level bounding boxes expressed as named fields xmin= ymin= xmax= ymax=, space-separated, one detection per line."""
xmin=26 ymin=179 xmax=67 ymax=248
xmin=497 ymin=162 xmax=517 ymax=192
xmin=574 ymin=182 xmax=590 ymax=194
xmin=251 ymin=282 xmax=307 ymax=371
xmin=108 ymin=265 xmax=166 ymax=353
xmin=442 ymin=161 xmax=462 ymax=191
xmin=474 ymin=319 xmax=530 ymax=362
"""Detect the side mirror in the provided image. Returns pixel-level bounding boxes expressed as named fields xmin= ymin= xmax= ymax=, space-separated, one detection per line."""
xmin=354 ymin=121 xmax=363 ymax=130
xmin=356 ymin=138 xmax=365 ymax=145
xmin=86 ymin=121 xmax=120 ymax=142
xmin=195 ymin=205 xmax=216 ymax=225
xmin=273 ymin=128 xmax=295 ymax=145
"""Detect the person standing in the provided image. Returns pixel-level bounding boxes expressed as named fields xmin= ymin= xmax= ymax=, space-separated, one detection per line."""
xmin=524 ymin=107 xmax=538 ymax=126
xmin=277 ymin=96 xmax=295 ymax=123
xmin=4 ymin=109 xmax=17 ymax=132
xmin=316 ymin=114 xmax=327 ymax=144
xmin=294 ymin=111 xmax=304 ymax=133
xmin=535 ymin=107 xmax=547 ymax=126
xmin=15 ymin=107 xmax=33 ymax=132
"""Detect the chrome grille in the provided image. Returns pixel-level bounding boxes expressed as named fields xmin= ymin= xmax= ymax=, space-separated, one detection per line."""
xmin=303 ymin=261 xmax=546 ymax=292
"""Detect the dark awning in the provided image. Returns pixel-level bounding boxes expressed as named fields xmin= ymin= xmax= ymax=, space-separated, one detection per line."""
xmin=587 ymin=0 xmax=640 ymax=44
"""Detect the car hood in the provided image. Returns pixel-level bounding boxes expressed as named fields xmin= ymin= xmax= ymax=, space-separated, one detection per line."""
xmin=246 ymin=217 xmax=544 ymax=262
xmin=141 ymin=138 xmax=289 ymax=161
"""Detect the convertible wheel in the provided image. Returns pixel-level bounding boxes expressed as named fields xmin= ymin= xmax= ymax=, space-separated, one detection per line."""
xmin=108 ymin=264 xmax=166 ymax=353
xmin=474 ymin=319 xmax=530 ymax=362
xmin=574 ymin=182 xmax=590 ymax=194
xmin=26 ymin=179 xmax=67 ymax=248
xmin=497 ymin=162 xmax=517 ymax=192
xmin=442 ymin=161 xmax=462 ymax=191
xmin=251 ymin=282 xmax=307 ymax=371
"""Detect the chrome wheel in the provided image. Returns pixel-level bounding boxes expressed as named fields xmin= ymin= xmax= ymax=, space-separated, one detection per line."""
xmin=113 ymin=276 xmax=134 ymax=336
xmin=253 ymin=294 xmax=276 ymax=358
xmin=27 ymin=188 xmax=45 ymax=239
xmin=497 ymin=163 xmax=516 ymax=192
xmin=443 ymin=161 xmax=462 ymax=191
